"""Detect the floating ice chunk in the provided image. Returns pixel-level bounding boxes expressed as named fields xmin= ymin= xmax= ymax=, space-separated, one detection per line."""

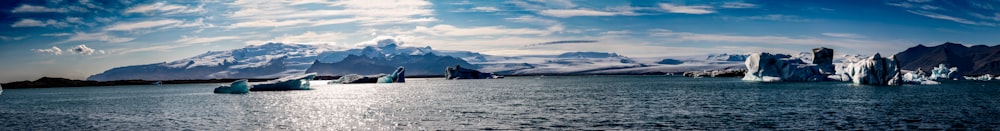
xmin=902 ymin=71 xmax=939 ymax=85
xmin=965 ymin=74 xmax=995 ymax=81
xmin=377 ymin=67 xmax=406 ymax=83
xmin=249 ymin=73 xmax=316 ymax=91
xmin=842 ymin=53 xmax=903 ymax=86
xmin=331 ymin=67 xmax=405 ymax=84
xmin=929 ymin=64 xmax=963 ymax=80
xmin=214 ymin=79 xmax=250 ymax=94
xmin=445 ymin=65 xmax=497 ymax=80
xmin=742 ymin=52 xmax=828 ymax=82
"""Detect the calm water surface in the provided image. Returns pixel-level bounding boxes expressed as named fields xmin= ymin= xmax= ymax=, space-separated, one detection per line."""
xmin=2 ymin=76 xmax=999 ymax=130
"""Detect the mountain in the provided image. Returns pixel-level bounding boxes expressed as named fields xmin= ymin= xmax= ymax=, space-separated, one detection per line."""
xmin=305 ymin=52 xmax=475 ymax=76
xmin=88 ymin=37 xmax=489 ymax=81
xmin=706 ymin=53 xmax=748 ymax=61
xmin=895 ymin=42 xmax=1000 ymax=75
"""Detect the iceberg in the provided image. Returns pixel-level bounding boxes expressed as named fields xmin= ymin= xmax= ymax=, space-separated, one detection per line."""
xmin=742 ymin=52 xmax=828 ymax=82
xmin=330 ymin=66 xmax=405 ymax=84
xmin=812 ymin=47 xmax=836 ymax=74
xmin=842 ymin=53 xmax=903 ymax=86
xmin=929 ymin=64 xmax=963 ymax=80
xmin=445 ymin=65 xmax=497 ymax=80
xmin=377 ymin=67 xmax=406 ymax=83
xmin=213 ymin=79 xmax=250 ymax=94
xmin=248 ymin=73 xmax=316 ymax=91
xmin=901 ymin=71 xmax=939 ymax=85
xmin=965 ymin=74 xmax=995 ymax=81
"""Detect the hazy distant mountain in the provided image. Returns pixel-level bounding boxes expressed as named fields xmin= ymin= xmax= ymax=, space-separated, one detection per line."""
xmin=305 ymin=52 xmax=475 ymax=76
xmin=895 ymin=42 xmax=1000 ymax=75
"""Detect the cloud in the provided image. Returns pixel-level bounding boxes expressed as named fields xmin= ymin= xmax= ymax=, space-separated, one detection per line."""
xmin=246 ymin=31 xmax=346 ymax=45
xmin=11 ymin=4 xmax=69 ymax=13
xmin=124 ymin=2 xmax=204 ymax=15
xmin=70 ymin=44 xmax=102 ymax=55
xmin=524 ymin=40 xmax=598 ymax=47
xmin=62 ymin=32 xmax=135 ymax=43
xmin=409 ymin=24 xmax=563 ymax=36
xmin=600 ymin=30 xmax=631 ymax=35
xmin=32 ymin=46 xmax=63 ymax=55
xmin=11 ymin=19 xmax=69 ymax=28
xmin=907 ymin=10 xmax=996 ymax=26
xmin=538 ymin=9 xmax=621 ymax=18
xmin=42 ymin=33 xmax=74 ymax=37
xmin=659 ymin=3 xmax=714 ymax=14
xmin=471 ymin=6 xmax=500 ymax=12
xmin=104 ymin=19 xmax=184 ymax=31
xmin=226 ymin=0 xmax=435 ymax=26
xmin=723 ymin=14 xmax=811 ymax=22
xmin=647 ymin=29 xmax=890 ymax=49
xmin=176 ymin=36 xmax=243 ymax=45
xmin=506 ymin=15 xmax=559 ymax=25
xmin=0 ymin=36 xmax=27 ymax=41
xmin=822 ymin=33 xmax=865 ymax=38
xmin=721 ymin=2 xmax=757 ymax=8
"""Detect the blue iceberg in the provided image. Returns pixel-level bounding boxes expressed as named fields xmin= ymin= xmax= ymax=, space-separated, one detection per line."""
xmin=842 ymin=53 xmax=903 ymax=86
xmin=249 ymin=73 xmax=317 ymax=91
xmin=213 ymin=79 xmax=251 ymax=94
xmin=331 ymin=66 xmax=405 ymax=84
xmin=929 ymin=64 xmax=963 ymax=80
xmin=742 ymin=53 xmax=827 ymax=82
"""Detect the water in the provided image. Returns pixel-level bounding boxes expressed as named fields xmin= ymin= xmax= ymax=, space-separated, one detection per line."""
xmin=2 ymin=76 xmax=999 ymax=130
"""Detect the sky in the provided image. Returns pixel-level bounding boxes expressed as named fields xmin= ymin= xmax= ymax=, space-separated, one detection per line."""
xmin=1 ymin=0 xmax=1000 ymax=82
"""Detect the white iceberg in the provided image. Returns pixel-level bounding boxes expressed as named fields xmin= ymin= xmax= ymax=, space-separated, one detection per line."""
xmin=965 ymin=74 xmax=995 ymax=81
xmin=330 ymin=67 xmax=405 ymax=84
xmin=214 ymin=79 xmax=250 ymax=94
xmin=842 ymin=53 xmax=903 ymax=86
xmin=929 ymin=64 xmax=963 ymax=80
xmin=248 ymin=73 xmax=317 ymax=91
xmin=901 ymin=71 xmax=939 ymax=85
xmin=742 ymin=52 xmax=827 ymax=82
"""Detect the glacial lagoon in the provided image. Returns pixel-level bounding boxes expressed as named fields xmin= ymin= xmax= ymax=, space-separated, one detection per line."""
xmin=1 ymin=76 xmax=999 ymax=130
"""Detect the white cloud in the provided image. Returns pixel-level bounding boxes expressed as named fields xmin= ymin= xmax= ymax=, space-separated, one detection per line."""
xmin=62 ymin=32 xmax=135 ymax=43
xmin=42 ymin=33 xmax=74 ymax=37
xmin=226 ymin=19 xmax=311 ymax=29
xmin=821 ymin=33 xmax=865 ymax=38
xmin=647 ymin=29 xmax=890 ymax=49
xmin=124 ymin=2 xmax=204 ymax=15
xmin=409 ymin=24 xmax=563 ymax=36
xmin=907 ymin=10 xmax=996 ymax=26
xmin=721 ymin=2 xmax=757 ymax=8
xmin=32 ymin=46 xmax=63 ymax=55
xmin=0 ymin=36 xmax=27 ymax=41
xmin=659 ymin=3 xmax=714 ymax=14
xmin=471 ymin=6 xmax=500 ymax=12
xmin=538 ymin=9 xmax=621 ymax=18
xmin=104 ymin=19 xmax=183 ymax=31
xmin=600 ymin=30 xmax=631 ymax=35
xmin=176 ymin=35 xmax=243 ymax=45
xmin=227 ymin=0 xmax=434 ymax=26
xmin=505 ymin=15 xmax=559 ymax=25
xmin=70 ymin=44 xmax=102 ymax=55
xmin=723 ymin=14 xmax=811 ymax=22
xmin=11 ymin=5 xmax=68 ymax=13
xmin=11 ymin=19 xmax=69 ymax=28
xmin=246 ymin=31 xmax=346 ymax=45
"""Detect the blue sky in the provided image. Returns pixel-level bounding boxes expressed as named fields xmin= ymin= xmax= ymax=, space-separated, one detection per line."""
xmin=1 ymin=0 xmax=999 ymax=82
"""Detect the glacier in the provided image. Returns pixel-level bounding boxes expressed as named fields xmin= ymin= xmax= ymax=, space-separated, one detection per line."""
xmin=841 ymin=53 xmax=904 ymax=86
xmin=213 ymin=79 xmax=250 ymax=94
xmin=249 ymin=73 xmax=316 ymax=91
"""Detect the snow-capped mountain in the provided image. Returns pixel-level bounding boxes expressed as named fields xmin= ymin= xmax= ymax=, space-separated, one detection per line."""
xmin=87 ymin=38 xmax=488 ymax=81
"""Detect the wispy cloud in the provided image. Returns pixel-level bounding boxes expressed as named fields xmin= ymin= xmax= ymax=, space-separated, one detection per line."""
xmin=658 ymin=3 xmax=714 ymax=14
xmin=32 ymin=46 xmax=62 ymax=55
xmin=11 ymin=5 xmax=69 ymax=13
xmin=124 ymin=2 xmax=204 ymax=15
xmin=62 ymin=32 xmax=135 ymax=43
xmin=907 ymin=10 xmax=996 ymax=26
xmin=538 ymin=9 xmax=622 ymax=18
xmin=70 ymin=44 xmax=104 ymax=55
xmin=176 ymin=35 xmax=244 ymax=45
xmin=648 ymin=29 xmax=889 ymax=49
xmin=11 ymin=19 xmax=69 ymax=28
xmin=409 ymin=24 xmax=563 ymax=36
xmin=104 ymin=19 xmax=184 ymax=31
xmin=0 ymin=36 xmax=27 ymax=41
xmin=821 ymin=33 xmax=865 ymax=38
xmin=721 ymin=2 xmax=757 ymax=9
xmin=506 ymin=15 xmax=560 ymax=25
xmin=455 ymin=6 xmax=500 ymax=12
xmin=226 ymin=0 xmax=435 ymax=26
xmin=722 ymin=14 xmax=811 ymax=22
xmin=524 ymin=40 xmax=598 ymax=47
xmin=245 ymin=31 xmax=347 ymax=45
